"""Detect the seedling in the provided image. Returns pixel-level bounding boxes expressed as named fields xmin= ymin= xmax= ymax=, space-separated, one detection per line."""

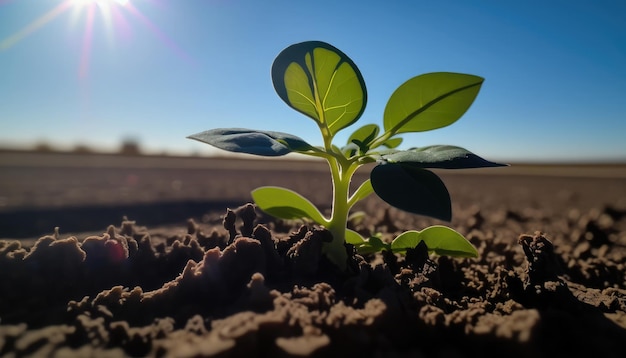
xmin=189 ymin=41 xmax=505 ymax=270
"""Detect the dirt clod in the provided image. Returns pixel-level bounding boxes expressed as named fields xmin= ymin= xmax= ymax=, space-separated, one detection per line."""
xmin=2 ymin=196 xmax=626 ymax=357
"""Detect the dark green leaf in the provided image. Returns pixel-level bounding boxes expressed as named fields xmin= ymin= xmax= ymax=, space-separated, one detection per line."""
xmin=371 ymin=163 xmax=451 ymax=221
xmin=384 ymin=72 xmax=483 ymax=134
xmin=272 ymin=41 xmax=367 ymax=136
xmin=382 ymin=145 xmax=507 ymax=168
xmin=188 ymin=128 xmax=313 ymax=157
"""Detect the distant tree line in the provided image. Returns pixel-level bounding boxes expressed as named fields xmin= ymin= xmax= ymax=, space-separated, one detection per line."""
xmin=31 ymin=138 xmax=143 ymax=156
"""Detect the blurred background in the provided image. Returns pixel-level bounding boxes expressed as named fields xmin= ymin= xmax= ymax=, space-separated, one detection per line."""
xmin=1 ymin=0 xmax=625 ymax=162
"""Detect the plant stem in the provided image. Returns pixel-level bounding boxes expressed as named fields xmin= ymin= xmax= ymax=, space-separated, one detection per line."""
xmin=322 ymin=156 xmax=359 ymax=271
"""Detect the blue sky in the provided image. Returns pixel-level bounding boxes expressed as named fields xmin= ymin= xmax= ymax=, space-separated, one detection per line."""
xmin=1 ymin=0 xmax=625 ymax=162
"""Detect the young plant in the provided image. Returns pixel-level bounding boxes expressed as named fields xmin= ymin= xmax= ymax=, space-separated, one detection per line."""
xmin=189 ymin=41 xmax=505 ymax=270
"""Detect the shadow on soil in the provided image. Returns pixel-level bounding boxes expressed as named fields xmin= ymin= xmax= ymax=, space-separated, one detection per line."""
xmin=0 ymin=200 xmax=243 ymax=238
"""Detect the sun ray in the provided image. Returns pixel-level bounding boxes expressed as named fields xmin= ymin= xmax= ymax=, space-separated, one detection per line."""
xmin=2 ymin=0 xmax=193 ymax=79
xmin=110 ymin=5 xmax=132 ymax=40
xmin=95 ymin=1 xmax=116 ymax=48
xmin=79 ymin=4 xmax=96 ymax=79
xmin=125 ymin=2 xmax=195 ymax=64
xmin=0 ymin=1 xmax=73 ymax=51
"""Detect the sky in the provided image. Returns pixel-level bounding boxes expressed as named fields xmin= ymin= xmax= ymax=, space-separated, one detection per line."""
xmin=1 ymin=0 xmax=625 ymax=162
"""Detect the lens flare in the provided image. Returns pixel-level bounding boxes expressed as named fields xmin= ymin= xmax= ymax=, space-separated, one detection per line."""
xmin=1 ymin=0 xmax=191 ymax=79
xmin=0 ymin=1 xmax=72 ymax=51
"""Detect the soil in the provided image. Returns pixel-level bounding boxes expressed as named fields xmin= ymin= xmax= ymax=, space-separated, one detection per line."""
xmin=1 ymin=151 xmax=626 ymax=357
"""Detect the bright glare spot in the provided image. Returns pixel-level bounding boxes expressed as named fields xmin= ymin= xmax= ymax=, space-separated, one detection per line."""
xmin=2 ymin=0 xmax=188 ymax=77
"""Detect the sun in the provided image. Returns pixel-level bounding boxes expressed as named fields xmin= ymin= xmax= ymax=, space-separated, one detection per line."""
xmin=65 ymin=0 xmax=133 ymax=78
xmin=1 ymin=0 xmax=190 ymax=78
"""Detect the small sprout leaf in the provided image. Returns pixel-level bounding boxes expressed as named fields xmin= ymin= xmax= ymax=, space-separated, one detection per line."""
xmin=188 ymin=128 xmax=313 ymax=157
xmin=382 ymin=145 xmax=508 ymax=168
xmin=357 ymin=235 xmax=390 ymax=254
xmin=382 ymin=137 xmax=403 ymax=149
xmin=356 ymin=245 xmax=380 ymax=255
xmin=272 ymin=41 xmax=367 ymax=136
xmin=345 ymin=229 xmax=366 ymax=245
xmin=251 ymin=186 xmax=327 ymax=225
xmin=371 ymin=163 xmax=451 ymax=221
xmin=383 ymin=72 xmax=483 ymax=135
xmin=348 ymin=124 xmax=379 ymax=152
xmin=391 ymin=226 xmax=478 ymax=257
xmin=367 ymin=235 xmax=390 ymax=251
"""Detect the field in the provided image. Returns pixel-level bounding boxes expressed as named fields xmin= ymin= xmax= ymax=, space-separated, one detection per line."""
xmin=1 ymin=151 xmax=625 ymax=357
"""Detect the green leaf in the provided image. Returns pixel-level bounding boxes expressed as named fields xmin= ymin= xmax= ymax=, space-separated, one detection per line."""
xmin=251 ymin=186 xmax=327 ymax=225
xmin=383 ymin=72 xmax=483 ymax=135
xmin=382 ymin=145 xmax=507 ymax=168
xmin=368 ymin=236 xmax=390 ymax=251
xmin=348 ymin=124 xmax=379 ymax=152
xmin=382 ymin=137 xmax=403 ymax=149
xmin=272 ymin=41 xmax=367 ymax=136
xmin=370 ymin=163 xmax=451 ymax=221
xmin=391 ymin=226 xmax=478 ymax=257
xmin=357 ymin=235 xmax=390 ymax=254
xmin=188 ymin=128 xmax=313 ymax=157
xmin=345 ymin=229 xmax=366 ymax=245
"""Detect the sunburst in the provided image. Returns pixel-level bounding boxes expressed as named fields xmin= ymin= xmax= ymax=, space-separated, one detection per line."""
xmin=1 ymin=0 xmax=188 ymax=79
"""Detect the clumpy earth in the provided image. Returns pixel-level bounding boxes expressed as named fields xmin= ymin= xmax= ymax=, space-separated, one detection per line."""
xmin=1 ymin=153 xmax=626 ymax=357
xmin=1 ymin=200 xmax=626 ymax=357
